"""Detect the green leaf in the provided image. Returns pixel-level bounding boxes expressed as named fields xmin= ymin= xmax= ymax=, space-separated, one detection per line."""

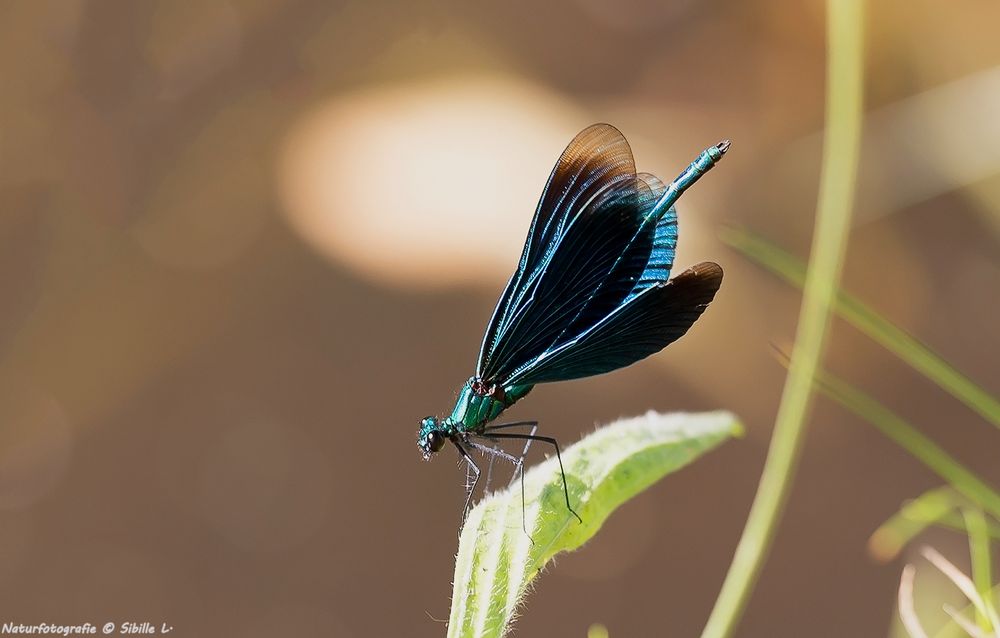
xmin=721 ymin=226 xmax=1000 ymax=431
xmin=447 ymin=410 xmax=742 ymax=638
xmin=869 ymin=486 xmax=965 ymax=562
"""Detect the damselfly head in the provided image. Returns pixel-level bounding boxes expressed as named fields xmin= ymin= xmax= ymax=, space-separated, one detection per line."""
xmin=417 ymin=416 xmax=447 ymax=460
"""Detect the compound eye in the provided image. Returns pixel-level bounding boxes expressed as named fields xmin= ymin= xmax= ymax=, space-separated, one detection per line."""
xmin=427 ymin=431 xmax=446 ymax=453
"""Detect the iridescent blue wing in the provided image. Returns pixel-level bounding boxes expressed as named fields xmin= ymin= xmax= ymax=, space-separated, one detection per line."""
xmin=480 ymin=182 xmax=661 ymax=383
xmin=502 ymin=262 xmax=723 ymax=385
xmin=477 ymin=124 xmax=642 ymax=380
xmin=628 ymin=174 xmax=677 ymax=301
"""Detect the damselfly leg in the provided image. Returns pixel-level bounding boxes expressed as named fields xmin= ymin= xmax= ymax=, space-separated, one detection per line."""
xmin=476 ymin=421 xmax=537 ymax=538
xmin=468 ymin=432 xmax=534 ymax=540
xmin=451 ymin=440 xmax=480 ymax=523
xmin=483 ymin=425 xmax=582 ymax=525
xmin=480 ymin=420 xmax=539 ymax=487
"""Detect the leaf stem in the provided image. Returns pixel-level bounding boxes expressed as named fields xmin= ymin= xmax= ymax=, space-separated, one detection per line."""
xmin=700 ymin=2 xmax=865 ymax=637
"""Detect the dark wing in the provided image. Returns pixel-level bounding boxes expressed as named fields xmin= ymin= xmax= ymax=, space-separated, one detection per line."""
xmin=502 ymin=262 xmax=723 ymax=385
xmin=477 ymin=123 xmax=642 ymax=379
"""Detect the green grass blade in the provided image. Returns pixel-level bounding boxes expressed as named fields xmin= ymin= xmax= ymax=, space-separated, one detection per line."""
xmin=933 ymin=584 xmax=1000 ymax=638
xmin=869 ymin=487 xmax=1000 ymax=562
xmin=869 ymin=486 xmax=964 ymax=562
xmin=935 ymin=513 xmax=1000 ymax=541
xmin=814 ymin=368 xmax=1000 ymax=518
xmin=962 ymin=507 xmax=998 ymax=632
xmin=447 ymin=411 xmax=743 ymax=638
xmin=721 ymin=227 xmax=1000 ymax=431
xmin=921 ymin=547 xmax=999 ymax=637
xmin=700 ymin=2 xmax=865 ymax=636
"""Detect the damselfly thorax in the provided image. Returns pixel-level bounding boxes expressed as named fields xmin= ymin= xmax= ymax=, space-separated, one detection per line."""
xmin=448 ymin=377 xmax=533 ymax=431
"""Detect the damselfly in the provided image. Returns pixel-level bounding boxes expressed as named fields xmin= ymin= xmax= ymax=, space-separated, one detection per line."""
xmin=417 ymin=123 xmax=728 ymax=525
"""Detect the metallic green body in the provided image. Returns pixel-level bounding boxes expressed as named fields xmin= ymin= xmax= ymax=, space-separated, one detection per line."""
xmin=416 ymin=377 xmax=533 ymax=458
xmin=447 ymin=378 xmax=533 ymax=432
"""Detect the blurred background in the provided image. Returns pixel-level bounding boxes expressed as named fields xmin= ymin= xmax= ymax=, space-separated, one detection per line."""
xmin=1 ymin=0 xmax=998 ymax=636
